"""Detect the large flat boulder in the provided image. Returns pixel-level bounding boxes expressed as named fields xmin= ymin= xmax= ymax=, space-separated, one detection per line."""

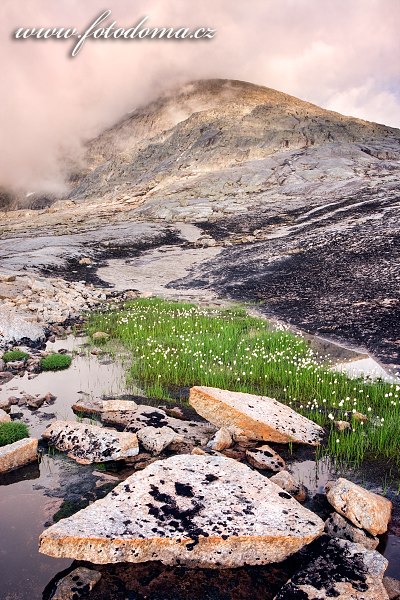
xmin=189 ymin=386 xmax=324 ymax=445
xmin=42 ymin=420 xmax=139 ymax=464
xmin=326 ymin=478 xmax=392 ymax=536
xmin=0 ymin=437 xmax=38 ymax=473
xmin=39 ymin=454 xmax=324 ymax=568
xmin=275 ymin=538 xmax=389 ymax=600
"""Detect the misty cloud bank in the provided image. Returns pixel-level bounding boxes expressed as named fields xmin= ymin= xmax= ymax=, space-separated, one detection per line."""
xmin=1 ymin=0 xmax=400 ymax=196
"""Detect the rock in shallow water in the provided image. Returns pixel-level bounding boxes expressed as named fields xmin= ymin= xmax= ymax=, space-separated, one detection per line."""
xmin=270 ymin=470 xmax=307 ymax=503
xmin=326 ymin=478 xmax=392 ymax=536
xmin=324 ymin=512 xmax=379 ymax=550
xmin=39 ymin=454 xmax=324 ymax=568
xmin=275 ymin=538 xmax=389 ymax=600
xmin=51 ymin=567 xmax=101 ymax=600
xmin=0 ymin=437 xmax=38 ymax=473
xmin=42 ymin=420 xmax=139 ymax=464
xmin=189 ymin=386 xmax=324 ymax=445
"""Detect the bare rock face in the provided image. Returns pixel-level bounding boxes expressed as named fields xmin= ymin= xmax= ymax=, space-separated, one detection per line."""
xmin=326 ymin=478 xmax=392 ymax=536
xmin=246 ymin=445 xmax=285 ymax=472
xmin=189 ymin=386 xmax=324 ymax=445
xmin=42 ymin=420 xmax=139 ymax=464
xmin=0 ymin=437 xmax=38 ymax=473
xmin=325 ymin=512 xmax=379 ymax=550
xmin=275 ymin=538 xmax=389 ymax=600
xmin=39 ymin=454 xmax=324 ymax=568
xmin=137 ymin=426 xmax=184 ymax=454
xmin=52 ymin=567 xmax=101 ymax=600
xmin=270 ymin=470 xmax=307 ymax=503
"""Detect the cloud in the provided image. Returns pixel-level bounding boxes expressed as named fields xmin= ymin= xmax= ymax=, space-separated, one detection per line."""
xmin=1 ymin=0 xmax=399 ymax=195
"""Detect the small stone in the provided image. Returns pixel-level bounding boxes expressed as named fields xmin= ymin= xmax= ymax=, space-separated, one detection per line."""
xmin=191 ymin=447 xmax=207 ymax=455
xmin=0 ymin=409 xmax=11 ymax=423
xmin=353 ymin=412 xmax=368 ymax=423
xmin=92 ymin=331 xmax=110 ymax=341
xmin=137 ymin=426 xmax=183 ymax=455
xmin=326 ymin=478 xmax=392 ymax=536
xmin=246 ymin=445 xmax=285 ymax=472
xmin=325 ymin=512 xmax=379 ymax=550
xmin=0 ymin=273 xmax=16 ymax=282
xmin=335 ymin=420 xmax=351 ymax=432
xmin=52 ymin=567 xmax=101 ymax=600
xmin=79 ymin=257 xmax=92 ymax=265
xmin=270 ymin=470 xmax=307 ymax=502
xmin=0 ymin=438 xmax=38 ymax=473
xmin=207 ymin=428 xmax=233 ymax=451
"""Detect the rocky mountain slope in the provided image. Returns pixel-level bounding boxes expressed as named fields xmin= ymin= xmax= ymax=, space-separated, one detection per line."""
xmin=1 ymin=79 xmax=399 ymax=366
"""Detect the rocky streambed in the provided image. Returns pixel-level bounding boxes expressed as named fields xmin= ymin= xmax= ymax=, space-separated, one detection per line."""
xmin=1 ymin=326 xmax=400 ymax=600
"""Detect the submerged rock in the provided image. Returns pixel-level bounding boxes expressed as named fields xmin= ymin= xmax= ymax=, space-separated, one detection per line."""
xmin=51 ymin=567 xmax=101 ymax=600
xmin=275 ymin=538 xmax=389 ymax=600
xmin=270 ymin=470 xmax=307 ymax=503
xmin=189 ymin=386 xmax=324 ymax=445
xmin=42 ymin=420 xmax=139 ymax=464
xmin=326 ymin=478 xmax=392 ymax=536
xmin=0 ymin=437 xmax=38 ymax=473
xmin=39 ymin=454 xmax=324 ymax=568
xmin=246 ymin=445 xmax=285 ymax=472
xmin=325 ymin=512 xmax=379 ymax=550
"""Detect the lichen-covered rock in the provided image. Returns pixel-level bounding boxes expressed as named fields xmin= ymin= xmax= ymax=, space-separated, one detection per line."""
xmin=207 ymin=428 xmax=233 ymax=451
xmin=270 ymin=470 xmax=307 ymax=503
xmin=102 ymin=404 xmax=216 ymax=446
xmin=0 ymin=408 xmax=11 ymax=423
xmin=42 ymin=420 xmax=138 ymax=464
xmin=137 ymin=426 xmax=183 ymax=454
xmin=0 ymin=437 xmax=38 ymax=473
xmin=52 ymin=567 xmax=101 ymax=599
xmin=39 ymin=454 xmax=324 ymax=568
xmin=246 ymin=445 xmax=285 ymax=472
xmin=326 ymin=478 xmax=392 ymax=536
xmin=325 ymin=512 xmax=379 ymax=550
xmin=189 ymin=386 xmax=324 ymax=445
xmin=275 ymin=538 xmax=389 ymax=600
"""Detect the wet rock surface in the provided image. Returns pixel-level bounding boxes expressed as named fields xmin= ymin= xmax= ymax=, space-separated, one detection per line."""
xmin=275 ymin=537 xmax=389 ymax=600
xmin=39 ymin=454 xmax=324 ymax=567
xmin=42 ymin=420 xmax=139 ymax=464
xmin=51 ymin=566 xmax=101 ymax=600
xmin=189 ymin=386 xmax=324 ymax=445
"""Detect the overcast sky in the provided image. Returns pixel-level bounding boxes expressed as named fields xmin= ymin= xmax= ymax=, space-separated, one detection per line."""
xmin=2 ymin=0 xmax=400 ymax=193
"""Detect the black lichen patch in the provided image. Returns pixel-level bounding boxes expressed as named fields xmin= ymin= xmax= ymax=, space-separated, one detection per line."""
xmin=175 ymin=483 xmax=195 ymax=498
xmin=276 ymin=538 xmax=369 ymax=599
xmin=146 ymin=484 xmax=207 ymax=550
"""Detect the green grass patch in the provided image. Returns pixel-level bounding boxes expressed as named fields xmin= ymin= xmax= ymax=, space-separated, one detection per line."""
xmin=87 ymin=298 xmax=400 ymax=466
xmin=0 ymin=421 xmax=29 ymax=447
xmin=2 ymin=349 xmax=29 ymax=363
xmin=40 ymin=353 xmax=72 ymax=371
